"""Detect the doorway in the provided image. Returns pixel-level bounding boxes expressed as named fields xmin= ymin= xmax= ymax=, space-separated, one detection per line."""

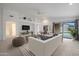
xmin=62 ymin=21 xmax=75 ymax=39
xmin=6 ymin=21 xmax=16 ymax=39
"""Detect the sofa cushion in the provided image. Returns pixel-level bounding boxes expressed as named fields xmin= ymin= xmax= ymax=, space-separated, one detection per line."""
xmin=12 ymin=37 xmax=25 ymax=47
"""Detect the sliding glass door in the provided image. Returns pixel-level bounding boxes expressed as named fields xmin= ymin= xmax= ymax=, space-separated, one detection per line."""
xmin=62 ymin=21 xmax=75 ymax=39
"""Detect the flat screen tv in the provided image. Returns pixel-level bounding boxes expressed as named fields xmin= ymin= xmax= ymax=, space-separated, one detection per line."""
xmin=22 ymin=25 xmax=30 ymax=30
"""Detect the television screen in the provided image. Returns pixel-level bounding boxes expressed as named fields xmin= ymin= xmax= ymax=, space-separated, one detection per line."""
xmin=22 ymin=25 xmax=30 ymax=30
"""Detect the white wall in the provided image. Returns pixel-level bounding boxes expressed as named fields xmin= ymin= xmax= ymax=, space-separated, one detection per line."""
xmin=1 ymin=8 xmax=44 ymax=40
xmin=0 ymin=5 xmax=56 ymax=40
xmin=16 ymin=20 xmax=35 ymax=35
xmin=2 ymin=9 xmax=19 ymax=39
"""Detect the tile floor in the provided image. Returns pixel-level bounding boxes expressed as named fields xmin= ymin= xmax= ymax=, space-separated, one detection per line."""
xmin=53 ymin=38 xmax=79 ymax=56
xmin=0 ymin=38 xmax=79 ymax=56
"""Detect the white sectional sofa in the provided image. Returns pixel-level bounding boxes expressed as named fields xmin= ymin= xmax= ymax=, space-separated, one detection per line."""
xmin=28 ymin=34 xmax=62 ymax=56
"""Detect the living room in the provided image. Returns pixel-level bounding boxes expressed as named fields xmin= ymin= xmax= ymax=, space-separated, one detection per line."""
xmin=0 ymin=3 xmax=79 ymax=56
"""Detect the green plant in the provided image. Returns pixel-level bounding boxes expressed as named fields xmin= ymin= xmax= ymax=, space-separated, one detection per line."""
xmin=68 ymin=28 xmax=77 ymax=38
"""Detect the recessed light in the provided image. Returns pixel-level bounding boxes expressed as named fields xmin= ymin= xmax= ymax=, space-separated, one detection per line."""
xmin=69 ymin=3 xmax=72 ymax=5
xmin=43 ymin=19 xmax=48 ymax=25
xmin=23 ymin=17 xmax=26 ymax=20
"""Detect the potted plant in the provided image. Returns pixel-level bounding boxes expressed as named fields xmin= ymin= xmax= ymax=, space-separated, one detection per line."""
xmin=68 ymin=28 xmax=77 ymax=40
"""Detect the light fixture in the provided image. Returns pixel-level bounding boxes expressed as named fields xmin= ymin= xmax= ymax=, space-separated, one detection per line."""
xmin=9 ymin=15 xmax=14 ymax=17
xmin=23 ymin=17 xmax=26 ymax=20
xmin=69 ymin=3 xmax=72 ymax=5
xmin=43 ymin=19 xmax=48 ymax=25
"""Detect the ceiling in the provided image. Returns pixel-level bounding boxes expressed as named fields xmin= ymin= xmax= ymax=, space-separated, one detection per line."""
xmin=1 ymin=3 xmax=79 ymax=22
